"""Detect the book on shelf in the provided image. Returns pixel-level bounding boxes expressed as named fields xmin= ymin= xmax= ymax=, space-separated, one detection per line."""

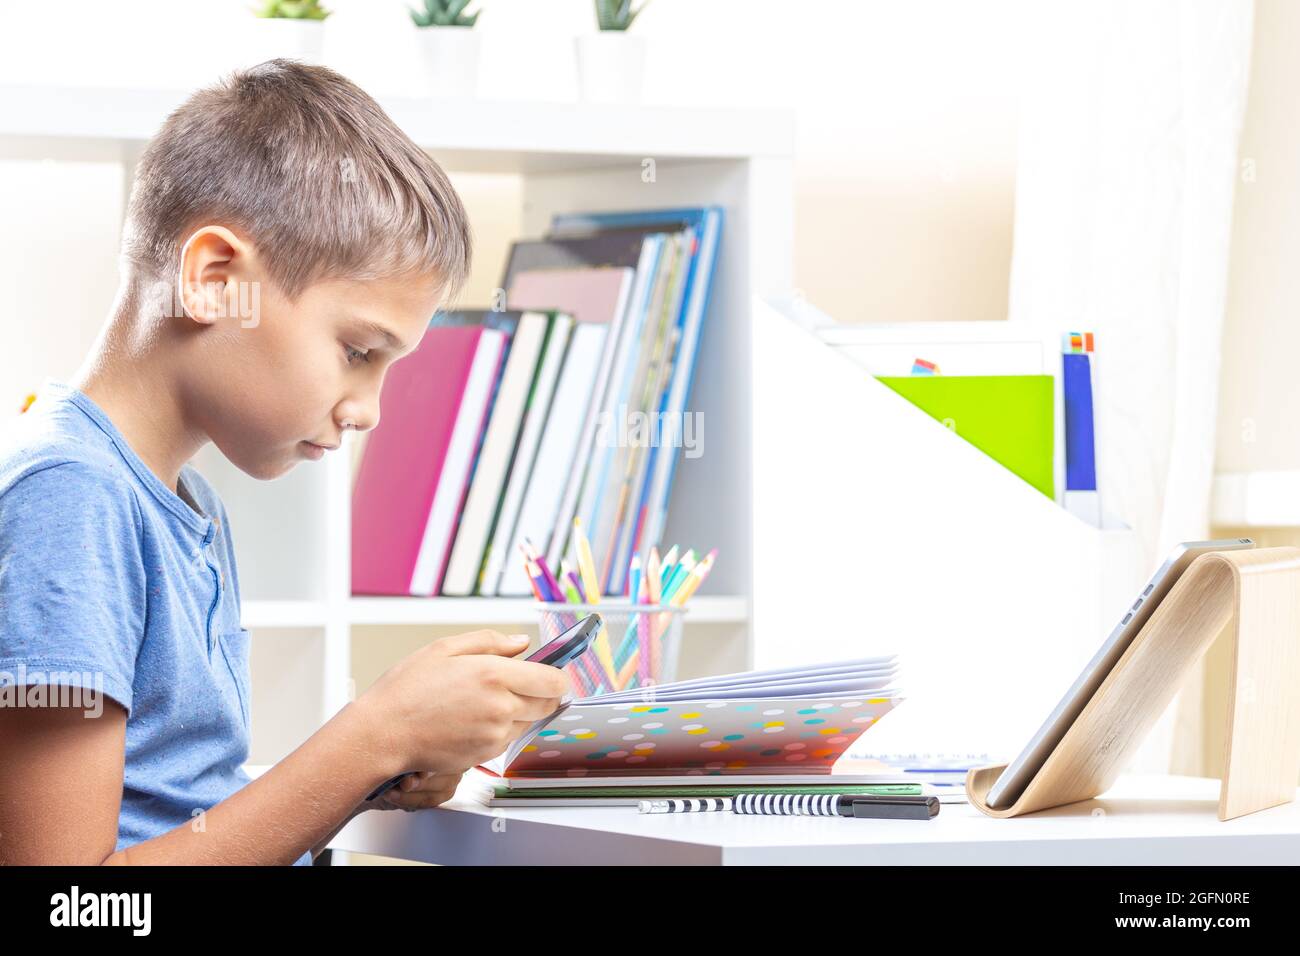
xmin=471 ymin=311 xmax=574 ymax=598
xmin=441 ymin=311 xmax=566 ymax=596
xmin=350 ymin=206 xmax=722 ymax=601
xmin=488 ymin=267 xmax=634 ymax=597
xmin=501 ymin=223 xmax=686 ymax=289
xmin=350 ymin=317 xmax=510 ymax=596
xmin=592 ymin=231 xmax=691 ymax=596
xmin=538 ymin=233 xmax=666 ymax=590
xmin=548 ymin=207 xmax=723 ymax=597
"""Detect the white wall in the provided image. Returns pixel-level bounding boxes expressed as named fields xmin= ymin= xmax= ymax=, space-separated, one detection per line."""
xmin=1 ymin=0 xmax=1026 ymax=417
xmin=1 ymin=160 xmax=124 ymax=406
xmin=1215 ymin=0 xmax=1300 ymax=475
xmin=5 ymin=0 xmax=1292 ymax=475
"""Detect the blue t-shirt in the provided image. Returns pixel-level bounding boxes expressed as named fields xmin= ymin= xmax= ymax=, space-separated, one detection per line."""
xmin=0 ymin=379 xmax=312 ymax=866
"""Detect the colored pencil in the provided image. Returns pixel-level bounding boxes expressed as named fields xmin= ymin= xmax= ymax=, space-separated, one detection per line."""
xmin=636 ymin=563 xmax=651 ymax=685
xmin=515 ymin=532 xmax=717 ymax=693
xmin=535 ymin=555 xmax=564 ymax=604
xmin=672 ymin=549 xmax=716 ymax=606
xmin=573 ymin=517 xmax=603 ymax=605
xmin=572 ymin=518 xmax=617 ymax=681
xmin=663 ymin=549 xmax=697 ymax=601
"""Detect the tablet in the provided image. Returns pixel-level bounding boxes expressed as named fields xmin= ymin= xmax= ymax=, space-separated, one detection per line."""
xmin=984 ymin=538 xmax=1255 ymax=809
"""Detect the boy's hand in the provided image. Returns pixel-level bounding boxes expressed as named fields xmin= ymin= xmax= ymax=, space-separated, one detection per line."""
xmin=356 ymin=629 xmax=570 ymax=785
xmin=367 ymin=771 xmax=462 ymax=812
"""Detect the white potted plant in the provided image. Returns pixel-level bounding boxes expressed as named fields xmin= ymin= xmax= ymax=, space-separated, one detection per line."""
xmin=410 ymin=1 xmax=483 ymax=99
xmin=248 ymin=0 xmax=331 ymax=65
xmin=576 ymin=0 xmax=651 ymax=104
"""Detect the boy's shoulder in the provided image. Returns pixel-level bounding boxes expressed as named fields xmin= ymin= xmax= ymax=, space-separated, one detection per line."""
xmin=0 ymin=387 xmax=228 ymax=533
xmin=0 ymin=396 xmax=140 ymax=513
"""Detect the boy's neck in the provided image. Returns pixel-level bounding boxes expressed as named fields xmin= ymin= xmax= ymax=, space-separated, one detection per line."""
xmin=70 ymin=317 xmax=209 ymax=496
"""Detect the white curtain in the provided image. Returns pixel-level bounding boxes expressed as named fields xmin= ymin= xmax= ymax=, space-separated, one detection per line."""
xmin=1007 ymin=0 xmax=1255 ymax=773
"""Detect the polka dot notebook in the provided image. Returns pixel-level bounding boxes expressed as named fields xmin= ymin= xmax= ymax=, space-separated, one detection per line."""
xmin=476 ymin=655 xmax=903 ymax=780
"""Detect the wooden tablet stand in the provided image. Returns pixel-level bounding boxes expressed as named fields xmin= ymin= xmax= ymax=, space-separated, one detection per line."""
xmin=967 ymin=546 xmax=1300 ymax=821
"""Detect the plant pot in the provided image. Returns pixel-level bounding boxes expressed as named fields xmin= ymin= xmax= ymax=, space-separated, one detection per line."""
xmin=575 ymin=31 xmax=647 ymax=105
xmin=241 ymin=18 xmax=327 ymax=69
xmin=416 ymin=27 xmax=481 ymax=99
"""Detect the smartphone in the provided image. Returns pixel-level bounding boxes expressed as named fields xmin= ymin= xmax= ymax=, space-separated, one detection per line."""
xmin=527 ymin=613 xmax=602 ymax=667
xmin=364 ymin=613 xmax=602 ymax=802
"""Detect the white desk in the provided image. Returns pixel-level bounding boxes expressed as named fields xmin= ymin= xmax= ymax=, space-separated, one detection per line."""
xmin=327 ymin=773 xmax=1300 ymax=865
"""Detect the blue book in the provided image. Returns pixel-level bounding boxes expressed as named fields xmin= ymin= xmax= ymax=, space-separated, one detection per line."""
xmin=552 ymin=207 xmax=723 ymax=594
xmin=558 ymin=234 xmax=666 ymax=579
xmin=1061 ymin=350 xmax=1100 ymax=525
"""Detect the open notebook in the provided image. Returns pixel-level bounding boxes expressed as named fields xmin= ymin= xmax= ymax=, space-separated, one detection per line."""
xmin=476 ymin=656 xmax=903 ymax=781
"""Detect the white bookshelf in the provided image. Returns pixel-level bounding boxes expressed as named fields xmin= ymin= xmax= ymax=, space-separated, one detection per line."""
xmin=0 ymin=83 xmax=794 ymax=766
xmin=0 ymin=85 xmax=794 ymax=172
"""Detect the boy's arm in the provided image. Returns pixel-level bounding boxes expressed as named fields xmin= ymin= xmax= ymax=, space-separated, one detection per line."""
xmin=309 ymin=802 xmax=367 ymax=861
xmin=0 ymin=695 xmax=400 ymax=865
xmin=106 ymin=699 xmax=399 ymax=865
xmin=308 ymin=771 xmax=466 ymax=861
xmin=0 ymin=700 xmax=129 ymax=864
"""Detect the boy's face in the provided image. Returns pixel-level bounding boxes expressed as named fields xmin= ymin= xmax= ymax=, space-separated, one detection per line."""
xmin=176 ymin=226 xmax=446 ymax=480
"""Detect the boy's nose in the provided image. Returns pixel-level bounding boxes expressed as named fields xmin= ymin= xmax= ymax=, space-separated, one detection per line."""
xmin=348 ymin=397 xmax=380 ymax=433
xmin=338 ymin=380 xmax=383 ymax=434
xmin=341 ymin=414 xmax=375 ymax=434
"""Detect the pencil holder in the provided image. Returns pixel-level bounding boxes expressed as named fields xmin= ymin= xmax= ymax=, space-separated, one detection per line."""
xmin=536 ymin=601 xmax=687 ymax=697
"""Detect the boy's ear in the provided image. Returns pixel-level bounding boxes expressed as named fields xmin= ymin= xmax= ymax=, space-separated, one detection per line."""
xmin=176 ymin=226 xmax=251 ymax=325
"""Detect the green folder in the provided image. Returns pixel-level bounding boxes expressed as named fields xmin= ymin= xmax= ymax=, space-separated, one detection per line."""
xmin=876 ymin=375 xmax=1055 ymax=499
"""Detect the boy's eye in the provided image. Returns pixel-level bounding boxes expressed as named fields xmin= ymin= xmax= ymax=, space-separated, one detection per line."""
xmin=343 ymin=343 xmax=371 ymax=365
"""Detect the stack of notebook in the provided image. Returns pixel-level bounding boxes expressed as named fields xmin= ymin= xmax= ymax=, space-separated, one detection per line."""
xmin=352 ymin=206 xmax=723 ymax=598
xmin=468 ymin=656 xmax=909 ymax=807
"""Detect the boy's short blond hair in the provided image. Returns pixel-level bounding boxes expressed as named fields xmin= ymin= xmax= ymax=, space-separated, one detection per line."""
xmin=121 ymin=58 xmax=471 ymax=305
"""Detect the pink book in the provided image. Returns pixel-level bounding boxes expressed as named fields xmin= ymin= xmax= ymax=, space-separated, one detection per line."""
xmin=351 ymin=325 xmax=507 ymax=596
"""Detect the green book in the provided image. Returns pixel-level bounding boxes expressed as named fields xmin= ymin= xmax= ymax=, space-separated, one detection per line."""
xmin=877 ymin=374 xmax=1055 ymax=499
xmin=493 ymin=783 xmax=922 ymax=799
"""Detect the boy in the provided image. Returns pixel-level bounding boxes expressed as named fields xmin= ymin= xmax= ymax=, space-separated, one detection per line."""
xmin=0 ymin=59 xmax=569 ymax=865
